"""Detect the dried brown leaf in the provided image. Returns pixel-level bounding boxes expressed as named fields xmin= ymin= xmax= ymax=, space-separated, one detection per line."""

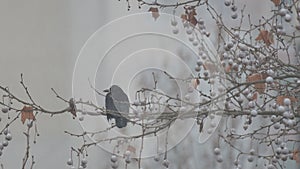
xmin=149 ymin=7 xmax=160 ymax=20
xmin=69 ymin=98 xmax=77 ymax=117
xmin=246 ymin=73 xmax=266 ymax=94
xmin=127 ymin=145 xmax=136 ymax=154
xmin=255 ymin=30 xmax=274 ymax=46
xmin=292 ymin=150 xmax=300 ymax=163
xmin=189 ymin=15 xmax=198 ymax=26
xmin=181 ymin=14 xmax=188 ymax=21
xmin=252 ymin=92 xmax=258 ymax=101
xmin=225 ymin=65 xmax=232 ymax=73
xmin=21 ymin=106 xmax=35 ymax=124
xmin=255 ymin=83 xmax=266 ymax=94
xmin=276 ymin=96 xmax=298 ymax=105
xmin=247 ymin=73 xmax=262 ymax=82
xmin=271 ymin=0 xmax=281 ymax=6
xmin=191 ymin=78 xmax=200 ymax=89
xmin=204 ymin=62 xmax=217 ymax=74
xmin=189 ymin=9 xmax=197 ymax=16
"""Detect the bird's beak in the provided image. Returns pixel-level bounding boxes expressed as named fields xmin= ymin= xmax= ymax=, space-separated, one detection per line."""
xmin=103 ymin=89 xmax=109 ymax=93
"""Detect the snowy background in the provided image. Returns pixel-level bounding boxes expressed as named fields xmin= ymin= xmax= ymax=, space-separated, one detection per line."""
xmin=0 ymin=0 xmax=298 ymax=169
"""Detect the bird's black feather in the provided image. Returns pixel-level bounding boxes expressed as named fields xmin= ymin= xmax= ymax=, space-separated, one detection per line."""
xmin=105 ymin=85 xmax=129 ymax=128
xmin=105 ymin=92 xmax=115 ymax=121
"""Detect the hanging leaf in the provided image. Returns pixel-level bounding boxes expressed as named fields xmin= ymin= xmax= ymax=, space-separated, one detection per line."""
xmin=188 ymin=9 xmax=197 ymax=26
xmin=188 ymin=15 xmax=198 ymax=26
xmin=183 ymin=7 xmax=198 ymax=26
xmin=203 ymin=61 xmax=217 ymax=74
xmin=271 ymin=0 xmax=281 ymax=6
xmin=246 ymin=73 xmax=266 ymax=94
xmin=225 ymin=65 xmax=232 ymax=73
xmin=181 ymin=14 xmax=188 ymax=21
xmin=255 ymin=83 xmax=266 ymax=94
xmin=255 ymin=30 xmax=274 ymax=46
xmin=127 ymin=145 xmax=136 ymax=154
xmin=69 ymin=98 xmax=77 ymax=117
xmin=252 ymin=92 xmax=258 ymax=101
xmin=148 ymin=7 xmax=160 ymax=20
xmin=21 ymin=106 xmax=35 ymax=124
xmin=247 ymin=73 xmax=261 ymax=82
xmin=189 ymin=8 xmax=197 ymax=16
xmin=292 ymin=149 xmax=300 ymax=163
xmin=191 ymin=78 xmax=200 ymax=89
xmin=276 ymin=96 xmax=298 ymax=105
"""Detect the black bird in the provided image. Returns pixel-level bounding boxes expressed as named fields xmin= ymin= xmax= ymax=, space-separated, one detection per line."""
xmin=104 ymin=85 xmax=129 ymax=128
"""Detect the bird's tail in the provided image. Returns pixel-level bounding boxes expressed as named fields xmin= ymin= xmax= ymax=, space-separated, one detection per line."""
xmin=115 ymin=117 xmax=128 ymax=128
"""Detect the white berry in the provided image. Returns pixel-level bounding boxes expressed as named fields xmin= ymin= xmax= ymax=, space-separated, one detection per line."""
xmin=183 ymin=21 xmax=189 ymax=27
xmin=224 ymin=0 xmax=231 ymax=6
xmin=189 ymin=36 xmax=195 ymax=42
xmin=111 ymin=155 xmax=118 ymax=163
xmin=79 ymin=116 xmax=84 ymax=121
xmin=217 ymin=156 xmax=223 ymax=163
xmin=285 ymin=119 xmax=295 ymax=127
xmin=172 ymin=28 xmax=179 ymax=34
xmin=231 ymin=4 xmax=237 ymax=11
xmin=162 ymin=159 xmax=169 ymax=168
xmin=67 ymin=158 xmax=73 ymax=166
xmin=207 ymin=128 xmax=213 ymax=134
xmin=284 ymin=14 xmax=292 ymax=22
xmin=125 ymin=156 xmax=131 ymax=164
xmin=231 ymin=13 xmax=238 ymax=19
xmin=171 ymin=19 xmax=178 ymax=26
xmin=179 ymin=106 xmax=187 ymax=113
xmin=186 ymin=28 xmax=193 ymax=35
xmin=277 ymin=106 xmax=285 ymax=112
xmin=3 ymin=128 xmax=9 ymax=135
xmin=195 ymin=66 xmax=201 ymax=72
xmin=111 ymin=162 xmax=118 ymax=169
xmin=248 ymin=101 xmax=255 ymax=108
xmin=243 ymin=88 xmax=250 ymax=95
xmin=5 ymin=133 xmax=12 ymax=141
xmin=267 ymin=69 xmax=274 ymax=76
xmin=266 ymin=76 xmax=273 ymax=84
xmin=2 ymin=140 xmax=8 ymax=147
xmin=125 ymin=150 xmax=131 ymax=157
xmin=283 ymin=111 xmax=291 ymax=119
xmin=214 ymin=147 xmax=221 ymax=155
xmin=81 ymin=158 xmax=87 ymax=165
xmin=154 ymin=154 xmax=160 ymax=162
xmin=278 ymin=8 xmax=288 ymax=16
xmin=273 ymin=123 xmax=281 ymax=130
xmin=27 ymin=120 xmax=33 ymax=128
xmin=247 ymin=156 xmax=254 ymax=162
xmin=193 ymin=41 xmax=199 ymax=46
xmin=198 ymin=18 xmax=204 ymax=25
xmin=1 ymin=107 xmax=8 ymax=113
xmin=283 ymin=98 xmax=291 ymax=106
xmin=250 ymin=110 xmax=258 ymax=117
xmin=267 ymin=164 xmax=275 ymax=169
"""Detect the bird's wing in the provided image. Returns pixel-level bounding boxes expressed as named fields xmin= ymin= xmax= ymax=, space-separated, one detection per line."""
xmin=111 ymin=90 xmax=130 ymax=116
xmin=105 ymin=93 xmax=116 ymax=121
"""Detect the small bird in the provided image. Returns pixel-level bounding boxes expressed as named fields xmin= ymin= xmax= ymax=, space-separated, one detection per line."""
xmin=104 ymin=85 xmax=129 ymax=128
